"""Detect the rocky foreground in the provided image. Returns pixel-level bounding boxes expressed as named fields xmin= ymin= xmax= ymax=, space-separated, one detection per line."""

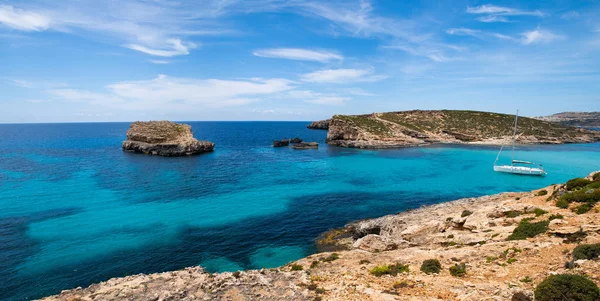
xmin=326 ymin=110 xmax=600 ymax=148
xmin=122 ymin=121 xmax=214 ymax=156
xmin=42 ymin=172 xmax=600 ymax=301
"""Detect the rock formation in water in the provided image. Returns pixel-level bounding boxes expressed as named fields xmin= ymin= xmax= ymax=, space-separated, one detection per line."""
xmin=535 ymin=112 xmax=600 ymax=128
xmin=292 ymin=142 xmax=318 ymax=149
xmin=326 ymin=110 xmax=600 ymax=149
xmin=122 ymin=121 xmax=214 ymax=156
xmin=290 ymin=138 xmax=303 ymax=143
xmin=307 ymin=119 xmax=330 ymax=130
xmin=273 ymin=139 xmax=290 ymax=147
xmin=42 ymin=171 xmax=600 ymax=301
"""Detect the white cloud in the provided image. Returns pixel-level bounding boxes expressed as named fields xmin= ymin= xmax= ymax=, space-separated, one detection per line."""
xmin=50 ymin=75 xmax=295 ymax=109
xmin=385 ymin=45 xmax=456 ymax=62
xmin=560 ymin=11 xmax=579 ymax=20
xmin=300 ymin=68 xmax=387 ymax=83
xmin=477 ymin=15 xmax=509 ymax=23
xmin=521 ymin=29 xmax=562 ymax=45
xmin=149 ymin=60 xmax=170 ymax=64
xmin=446 ymin=28 xmax=480 ymax=37
xmin=126 ymin=39 xmax=196 ymax=57
xmin=467 ymin=4 xmax=543 ymax=23
xmin=466 ymin=5 xmax=543 ymax=16
xmin=0 ymin=5 xmax=51 ymax=31
xmin=287 ymin=90 xmax=349 ymax=105
xmin=253 ymin=48 xmax=343 ymax=62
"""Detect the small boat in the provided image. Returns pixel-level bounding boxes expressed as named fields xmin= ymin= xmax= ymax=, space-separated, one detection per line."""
xmin=493 ymin=110 xmax=546 ymax=176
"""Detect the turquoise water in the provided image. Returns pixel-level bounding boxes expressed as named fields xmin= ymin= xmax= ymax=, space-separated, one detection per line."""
xmin=0 ymin=122 xmax=599 ymax=300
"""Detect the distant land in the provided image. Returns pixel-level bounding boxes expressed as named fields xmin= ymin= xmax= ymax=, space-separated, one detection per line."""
xmin=535 ymin=112 xmax=600 ymax=128
xmin=322 ymin=110 xmax=600 ymax=149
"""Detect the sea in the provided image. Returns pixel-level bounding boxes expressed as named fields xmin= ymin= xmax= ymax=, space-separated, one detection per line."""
xmin=0 ymin=122 xmax=599 ymax=300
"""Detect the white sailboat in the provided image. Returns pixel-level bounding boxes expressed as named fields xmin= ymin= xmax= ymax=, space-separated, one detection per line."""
xmin=493 ymin=110 xmax=546 ymax=176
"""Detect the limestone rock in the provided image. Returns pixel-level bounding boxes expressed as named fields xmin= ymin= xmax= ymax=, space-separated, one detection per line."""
xmin=122 ymin=121 xmax=214 ymax=156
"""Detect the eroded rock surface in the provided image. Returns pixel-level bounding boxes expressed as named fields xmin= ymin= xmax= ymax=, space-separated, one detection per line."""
xmin=307 ymin=119 xmax=330 ymax=130
xmin=122 ymin=121 xmax=214 ymax=156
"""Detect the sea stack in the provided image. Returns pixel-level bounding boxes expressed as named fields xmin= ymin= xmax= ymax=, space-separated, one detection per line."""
xmin=307 ymin=119 xmax=330 ymax=130
xmin=122 ymin=121 xmax=214 ymax=156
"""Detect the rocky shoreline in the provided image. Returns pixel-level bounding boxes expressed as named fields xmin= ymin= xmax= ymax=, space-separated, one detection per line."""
xmin=41 ymin=172 xmax=600 ymax=300
xmin=122 ymin=121 xmax=214 ymax=156
xmin=307 ymin=119 xmax=330 ymax=130
xmin=325 ymin=110 xmax=600 ymax=149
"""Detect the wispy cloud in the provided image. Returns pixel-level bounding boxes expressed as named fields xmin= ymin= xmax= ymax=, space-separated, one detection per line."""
xmin=0 ymin=5 xmax=51 ymax=31
xmin=446 ymin=28 xmax=517 ymax=42
xmin=50 ymin=75 xmax=296 ymax=109
xmin=253 ymin=48 xmax=343 ymax=62
xmin=287 ymin=90 xmax=349 ymax=105
xmin=467 ymin=4 xmax=544 ymax=23
xmin=521 ymin=28 xmax=562 ymax=45
xmin=300 ymin=68 xmax=386 ymax=83
xmin=149 ymin=60 xmax=170 ymax=64
xmin=384 ymin=44 xmax=464 ymax=62
xmin=126 ymin=39 xmax=196 ymax=57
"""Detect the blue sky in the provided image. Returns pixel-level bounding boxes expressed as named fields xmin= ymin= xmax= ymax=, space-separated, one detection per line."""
xmin=1 ymin=0 xmax=599 ymax=123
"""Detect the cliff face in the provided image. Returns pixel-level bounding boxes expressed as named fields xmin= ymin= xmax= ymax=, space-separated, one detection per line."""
xmin=122 ymin=121 xmax=214 ymax=156
xmin=536 ymin=112 xmax=600 ymax=128
xmin=326 ymin=110 xmax=600 ymax=148
xmin=307 ymin=119 xmax=330 ymax=130
xmin=42 ymin=172 xmax=600 ymax=301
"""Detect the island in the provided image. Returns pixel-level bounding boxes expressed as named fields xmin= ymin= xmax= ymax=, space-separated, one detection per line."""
xmin=326 ymin=110 xmax=600 ymax=148
xmin=122 ymin=121 xmax=214 ymax=156
xmin=42 ymin=172 xmax=600 ymax=301
xmin=535 ymin=112 xmax=600 ymax=128
xmin=307 ymin=119 xmax=330 ymax=130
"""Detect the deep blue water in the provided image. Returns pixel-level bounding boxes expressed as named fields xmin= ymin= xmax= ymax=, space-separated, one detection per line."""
xmin=0 ymin=122 xmax=599 ymax=300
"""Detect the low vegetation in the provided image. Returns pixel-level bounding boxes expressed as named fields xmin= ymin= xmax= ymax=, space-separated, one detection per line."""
xmin=420 ymin=259 xmax=442 ymax=274
xmin=449 ymin=263 xmax=466 ymax=277
xmin=534 ymin=274 xmax=600 ymax=301
xmin=566 ymin=178 xmax=593 ymax=191
xmin=532 ymin=208 xmax=548 ymax=216
xmin=461 ymin=210 xmax=473 ymax=217
xmin=369 ymin=263 xmax=410 ymax=277
xmin=290 ymin=264 xmax=303 ymax=271
xmin=537 ymin=189 xmax=548 ymax=196
xmin=320 ymin=253 xmax=339 ymax=263
xmin=507 ymin=219 xmax=550 ymax=240
xmin=572 ymin=244 xmax=600 ymax=260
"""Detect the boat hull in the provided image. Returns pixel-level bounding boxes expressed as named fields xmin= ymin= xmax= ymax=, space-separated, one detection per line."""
xmin=494 ymin=165 xmax=546 ymax=176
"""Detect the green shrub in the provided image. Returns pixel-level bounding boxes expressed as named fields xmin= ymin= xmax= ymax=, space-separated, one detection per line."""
xmin=560 ymin=190 xmax=600 ymax=204
xmin=507 ymin=219 xmax=549 ymax=240
xmin=232 ymin=271 xmax=241 ymax=278
xmin=449 ymin=263 xmax=466 ymax=277
xmin=520 ymin=276 xmax=533 ymax=283
xmin=369 ymin=263 xmax=409 ymax=276
xmin=593 ymin=173 xmax=600 ymax=181
xmin=537 ymin=189 xmax=548 ymax=196
xmin=290 ymin=264 xmax=303 ymax=271
xmin=534 ymin=274 xmax=600 ymax=301
xmin=533 ymin=208 xmax=548 ymax=216
xmin=575 ymin=204 xmax=592 ymax=214
xmin=505 ymin=210 xmax=522 ymax=218
xmin=507 ymin=258 xmax=517 ymax=264
xmin=461 ymin=210 xmax=473 ymax=217
xmin=420 ymin=259 xmax=442 ymax=274
xmin=586 ymin=181 xmax=600 ymax=189
xmin=359 ymin=259 xmax=370 ymax=265
xmin=556 ymin=198 xmax=569 ymax=208
xmin=548 ymin=214 xmax=564 ymax=220
xmin=566 ymin=178 xmax=593 ymax=190
xmin=321 ymin=253 xmax=339 ymax=262
xmin=310 ymin=261 xmax=319 ymax=268
xmin=573 ymin=244 xmax=600 ymax=260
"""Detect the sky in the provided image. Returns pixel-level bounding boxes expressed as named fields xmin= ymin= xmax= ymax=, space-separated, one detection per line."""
xmin=1 ymin=0 xmax=599 ymax=123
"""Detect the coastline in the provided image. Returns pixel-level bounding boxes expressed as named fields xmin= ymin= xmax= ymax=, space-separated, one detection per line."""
xmin=41 ymin=172 xmax=600 ymax=301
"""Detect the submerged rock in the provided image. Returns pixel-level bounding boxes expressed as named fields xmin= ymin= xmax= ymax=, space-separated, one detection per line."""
xmin=122 ymin=121 xmax=214 ymax=156
xmin=273 ymin=139 xmax=290 ymax=147
xmin=292 ymin=142 xmax=318 ymax=149
xmin=307 ymin=119 xmax=330 ymax=130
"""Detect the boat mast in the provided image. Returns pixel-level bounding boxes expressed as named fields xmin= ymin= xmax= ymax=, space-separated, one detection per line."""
xmin=511 ymin=110 xmax=519 ymax=165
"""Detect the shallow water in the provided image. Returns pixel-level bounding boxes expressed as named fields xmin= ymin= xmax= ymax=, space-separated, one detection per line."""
xmin=0 ymin=122 xmax=598 ymax=300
